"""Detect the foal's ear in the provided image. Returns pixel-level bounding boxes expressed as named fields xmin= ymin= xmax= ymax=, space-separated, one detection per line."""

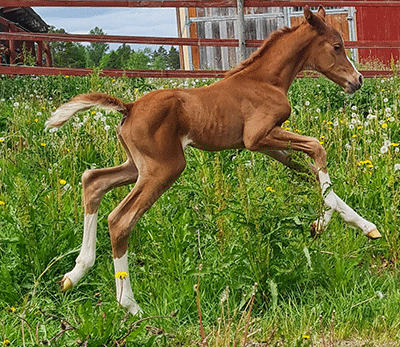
xmin=304 ymin=5 xmax=326 ymax=32
xmin=317 ymin=6 xmax=326 ymax=20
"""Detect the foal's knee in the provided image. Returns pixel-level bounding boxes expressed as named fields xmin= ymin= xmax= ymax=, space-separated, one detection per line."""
xmin=308 ymin=138 xmax=327 ymax=168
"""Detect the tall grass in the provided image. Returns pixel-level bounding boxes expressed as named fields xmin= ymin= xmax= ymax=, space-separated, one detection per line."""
xmin=0 ymin=73 xmax=399 ymax=346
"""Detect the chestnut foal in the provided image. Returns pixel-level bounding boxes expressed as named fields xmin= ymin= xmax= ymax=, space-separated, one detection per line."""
xmin=46 ymin=6 xmax=381 ymax=316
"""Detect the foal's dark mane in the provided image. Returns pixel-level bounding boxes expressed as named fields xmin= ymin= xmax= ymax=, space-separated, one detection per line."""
xmin=225 ymin=24 xmax=301 ymax=78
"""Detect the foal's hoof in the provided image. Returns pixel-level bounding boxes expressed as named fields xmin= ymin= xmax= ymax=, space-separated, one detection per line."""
xmin=366 ymin=228 xmax=382 ymax=240
xmin=310 ymin=221 xmax=323 ymax=238
xmin=60 ymin=276 xmax=73 ymax=292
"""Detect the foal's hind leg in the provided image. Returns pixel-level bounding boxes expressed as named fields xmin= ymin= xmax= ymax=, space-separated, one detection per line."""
xmin=108 ymin=149 xmax=186 ymax=315
xmin=61 ymin=160 xmax=138 ymax=291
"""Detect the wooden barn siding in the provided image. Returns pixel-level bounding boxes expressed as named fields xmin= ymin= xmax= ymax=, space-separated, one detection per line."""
xmin=195 ymin=7 xmax=281 ymax=69
xmin=356 ymin=7 xmax=400 ymax=64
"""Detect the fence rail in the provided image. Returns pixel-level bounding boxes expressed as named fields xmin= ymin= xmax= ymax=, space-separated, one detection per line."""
xmin=2 ymin=0 xmax=400 ymax=7
xmin=0 ymin=65 xmax=394 ymax=79
xmin=1 ymin=0 xmax=400 ymax=78
xmin=3 ymin=32 xmax=400 ymax=49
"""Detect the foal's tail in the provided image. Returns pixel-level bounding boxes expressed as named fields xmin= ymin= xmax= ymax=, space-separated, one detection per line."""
xmin=45 ymin=92 xmax=128 ymax=129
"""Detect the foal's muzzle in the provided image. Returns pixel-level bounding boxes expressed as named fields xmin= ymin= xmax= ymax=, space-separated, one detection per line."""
xmin=345 ymin=74 xmax=363 ymax=94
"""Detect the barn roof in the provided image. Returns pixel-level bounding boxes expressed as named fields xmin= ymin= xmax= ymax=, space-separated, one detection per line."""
xmin=0 ymin=7 xmax=49 ymax=32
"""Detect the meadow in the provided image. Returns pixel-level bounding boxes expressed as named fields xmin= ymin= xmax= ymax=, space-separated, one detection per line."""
xmin=0 ymin=72 xmax=399 ymax=346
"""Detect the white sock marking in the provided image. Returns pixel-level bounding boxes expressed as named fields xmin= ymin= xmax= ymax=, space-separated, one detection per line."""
xmin=64 ymin=212 xmax=98 ymax=285
xmin=318 ymin=171 xmax=376 ymax=235
xmin=114 ymin=252 xmax=142 ymax=316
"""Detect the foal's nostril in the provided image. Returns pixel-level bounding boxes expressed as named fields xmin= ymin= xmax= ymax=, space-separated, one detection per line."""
xmin=359 ymin=74 xmax=363 ymax=85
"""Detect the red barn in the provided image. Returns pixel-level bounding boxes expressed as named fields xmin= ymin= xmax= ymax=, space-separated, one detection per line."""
xmin=0 ymin=7 xmax=51 ymax=66
xmin=356 ymin=7 xmax=400 ymax=65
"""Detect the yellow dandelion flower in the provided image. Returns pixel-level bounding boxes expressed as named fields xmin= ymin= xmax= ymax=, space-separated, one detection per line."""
xmin=357 ymin=126 xmax=362 ymax=130
xmin=382 ymin=123 xmax=388 ymax=129
xmin=367 ymin=164 xmax=373 ymax=168
xmin=115 ymin=271 xmax=128 ymax=279
xmin=40 ymin=143 xmax=46 ymax=147
xmin=65 ymin=75 xmax=69 ymax=78
xmin=91 ymin=111 xmax=96 ymax=115
xmin=112 ymin=79 xmax=115 ymax=82
xmin=0 ymin=201 xmax=5 ymax=205
xmin=59 ymin=179 xmax=67 ymax=185
xmin=266 ymin=187 xmax=276 ymax=193
xmin=66 ymin=148 xmax=70 ymax=152
xmin=3 ymin=339 xmax=10 ymax=346
xmin=303 ymin=335 xmax=310 ymax=340
xmin=0 ymin=138 xmax=4 ymax=143
xmin=35 ymin=118 xmax=38 ymax=123
xmin=320 ymin=135 xmax=325 ymax=139
xmin=352 ymin=134 xmax=357 ymax=138
xmin=320 ymin=141 xmax=324 ymax=145
xmin=284 ymin=127 xmax=290 ymax=131
xmin=284 ymin=120 xmax=290 ymax=124
xmin=391 ymin=143 xmax=399 ymax=147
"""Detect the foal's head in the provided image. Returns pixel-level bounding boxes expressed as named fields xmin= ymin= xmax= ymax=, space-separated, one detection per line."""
xmin=304 ymin=6 xmax=362 ymax=94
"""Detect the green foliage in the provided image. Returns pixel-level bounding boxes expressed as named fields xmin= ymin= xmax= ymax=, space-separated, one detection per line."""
xmin=86 ymin=27 xmax=110 ymax=67
xmin=48 ymin=27 xmax=87 ymax=68
xmin=0 ymin=74 xmax=399 ymax=346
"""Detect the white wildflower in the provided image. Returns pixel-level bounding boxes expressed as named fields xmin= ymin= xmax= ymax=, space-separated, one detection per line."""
xmin=305 ymin=101 xmax=310 ymax=106
xmin=383 ymin=97 xmax=388 ymax=103
xmin=380 ymin=146 xmax=389 ymax=154
xmin=13 ymin=101 xmax=19 ymax=107
xmin=394 ymin=164 xmax=400 ymax=172
xmin=351 ymin=105 xmax=357 ymax=110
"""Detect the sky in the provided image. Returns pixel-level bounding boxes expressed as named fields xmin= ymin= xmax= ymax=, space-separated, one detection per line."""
xmin=32 ymin=7 xmax=179 ymax=51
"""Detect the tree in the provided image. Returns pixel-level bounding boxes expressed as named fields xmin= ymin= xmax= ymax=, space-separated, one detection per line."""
xmin=126 ymin=49 xmax=151 ymax=70
xmin=86 ymin=27 xmax=109 ymax=67
xmin=116 ymin=44 xmax=132 ymax=69
xmin=168 ymin=46 xmax=180 ymax=70
xmin=104 ymin=50 xmax=121 ymax=69
xmin=48 ymin=27 xmax=86 ymax=68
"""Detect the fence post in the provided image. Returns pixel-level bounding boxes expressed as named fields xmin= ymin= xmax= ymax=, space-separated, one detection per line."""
xmin=237 ymin=0 xmax=245 ymax=62
xmin=347 ymin=7 xmax=358 ymax=62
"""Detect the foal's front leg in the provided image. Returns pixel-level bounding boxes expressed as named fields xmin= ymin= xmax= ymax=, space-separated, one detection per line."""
xmin=247 ymin=128 xmax=381 ymax=239
xmin=61 ymin=161 xmax=138 ymax=291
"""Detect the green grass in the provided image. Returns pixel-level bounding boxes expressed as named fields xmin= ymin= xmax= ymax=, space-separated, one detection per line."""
xmin=0 ymin=73 xmax=399 ymax=346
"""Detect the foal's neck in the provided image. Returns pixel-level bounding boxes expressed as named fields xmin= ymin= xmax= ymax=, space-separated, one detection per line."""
xmin=247 ymin=24 xmax=316 ymax=94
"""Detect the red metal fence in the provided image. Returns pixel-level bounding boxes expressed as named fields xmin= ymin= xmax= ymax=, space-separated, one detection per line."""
xmin=1 ymin=0 xmax=400 ymax=78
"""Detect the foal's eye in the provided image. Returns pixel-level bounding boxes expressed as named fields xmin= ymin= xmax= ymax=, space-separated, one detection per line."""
xmin=334 ymin=45 xmax=341 ymax=52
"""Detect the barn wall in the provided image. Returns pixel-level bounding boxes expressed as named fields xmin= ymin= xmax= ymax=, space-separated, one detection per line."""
xmin=356 ymin=7 xmax=400 ymax=65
